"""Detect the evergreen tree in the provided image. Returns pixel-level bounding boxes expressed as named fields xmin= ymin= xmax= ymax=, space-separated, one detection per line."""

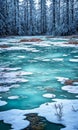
xmin=0 ymin=0 xmax=78 ymax=36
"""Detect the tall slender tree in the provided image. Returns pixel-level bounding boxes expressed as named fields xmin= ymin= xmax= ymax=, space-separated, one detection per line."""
xmin=40 ymin=0 xmax=47 ymax=34
xmin=52 ymin=0 xmax=56 ymax=32
xmin=12 ymin=0 xmax=19 ymax=35
xmin=24 ymin=0 xmax=29 ymax=35
xmin=0 ymin=0 xmax=8 ymax=35
xmin=70 ymin=0 xmax=74 ymax=23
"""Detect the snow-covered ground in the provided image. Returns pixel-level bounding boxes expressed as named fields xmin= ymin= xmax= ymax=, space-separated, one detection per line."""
xmin=0 ymin=99 xmax=78 ymax=130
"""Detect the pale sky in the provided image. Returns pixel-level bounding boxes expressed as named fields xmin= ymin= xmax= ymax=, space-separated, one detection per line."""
xmin=19 ymin=0 xmax=50 ymax=4
xmin=19 ymin=0 xmax=51 ymax=7
xmin=19 ymin=0 xmax=23 ymax=1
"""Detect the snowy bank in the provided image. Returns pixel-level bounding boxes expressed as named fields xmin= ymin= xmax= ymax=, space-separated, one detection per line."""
xmin=0 ymin=99 xmax=78 ymax=130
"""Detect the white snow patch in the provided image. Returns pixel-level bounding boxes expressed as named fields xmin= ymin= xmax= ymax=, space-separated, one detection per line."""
xmin=17 ymin=56 xmax=25 ymax=58
xmin=71 ymin=50 xmax=78 ymax=54
xmin=0 ymin=71 xmax=32 ymax=78
xmin=69 ymin=59 xmax=78 ymax=62
xmin=34 ymin=41 xmax=51 ymax=47
xmin=0 ymin=84 xmax=20 ymax=92
xmin=74 ymin=56 xmax=78 ymax=58
xmin=8 ymin=96 xmax=19 ymax=100
xmin=63 ymin=54 xmax=68 ymax=57
xmin=0 ymin=109 xmax=30 ymax=130
xmin=0 ymin=67 xmax=21 ymax=71
xmin=56 ymin=77 xmax=69 ymax=84
xmin=49 ymin=41 xmax=78 ymax=47
xmin=0 ymin=78 xmax=28 ymax=84
xmin=73 ymin=82 xmax=78 ymax=85
xmin=11 ymin=84 xmax=20 ymax=88
xmin=0 ymin=100 xmax=7 ymax=106
xmin=62 ymin=85 xmax=78 ymax=94
xmin=42 ymin=59 xmax=50 ymax=62
xmin=0 ymin=86 xmax=11 ymax=92
xmin=0 ymin=99 xmax=78 ymax=130
xmin=53 ymin=58 xmax=63 ymax=61
xmin=20 ymin=71 xmax=33 ymax=75
xmin=43 ymin=93 xmax=56 ymax=98
xmin=5 ymin=46 xmax=39 ymax=52
xmin=60 ymin=95 xmax=67 ymax=98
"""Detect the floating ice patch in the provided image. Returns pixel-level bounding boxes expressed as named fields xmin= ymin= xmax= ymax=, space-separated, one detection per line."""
xmin=34 ymin=42 xmax=51 ymax=47
xmin=8 ymin=96 xmax=19 ymax=99
xmin=6 ymin=46 xmax=39 ymax=52
xmin=0 ymin=100 xmax=7 ymax=106
xmin=63 ymin=54 xmax=68 ymax=57
xmin=69 ymin=59 xmax=78 ymax=62
xmin=15 ymin=71 xmax=33 ymax=76
xmin=23 ymin=72 xmax=33 ymax=75
xmin=62 ymin=85 xmax=78 ymax=94
xmin=75 ymin=95 xmax=78 ymax=98
xmin=56 ymin=77 xmax=69 ymax=84
xmin=0 ymin=67 xmax=21 ymax=71
xmin=3 ymin=38 xmax=18 ymax=43
xmin=11 ymin=84 xmax=20 ymax=88
xmin=17 ymin=56 xmax=25 ymax=58
xmin=0 ymin=71 xmax=32 ymax=78
xmin=49 ymin=38 xmax=69 ymax=41
xmin=0 ymin=78 xmax=28 ymax=84
xmin=73 ymin=82 xmax=78 ymax=85
xmin=0 ymin=84 xmax=20 ymax=93
xmin=50 ymin=41 xmax=78 ymax=47
xmin=14 ymin=78 xmax=29 ymax=83
xmin=52 ymin=58 xmax=63 ymax=61
xmin=48 ymin=41 xmax=69 ymax=47
xmin=0 ymin=86 xmax=11 ymax=92
xmin=60 ymin=95 xmax=67 ymax=98
xmin=0 ymin=72 xmax=19 ymax=78
xmin=71 ymin=50 xmax=78 ymax=54
xmin=43 ymin=93 xmax=56 ymax=98
xmin=74 ymin=56 xmax=78 ymax=58
xmin=31 ymin=49 xmax=39 ymax=52
xmin=42 ymin=59 xmax=50 ymax=62
xmin=28 ymin=60 xmax=37 ymax=63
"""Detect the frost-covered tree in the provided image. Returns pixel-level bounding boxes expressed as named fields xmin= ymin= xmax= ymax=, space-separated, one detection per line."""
xmin=0 ymin=0 xmax=78 ymax=36
xmin=70 ymin=0 xmax=74 ymax=23
xmin=40 ymin=0 xmax=47 ymax=34
xmin=29 ymin=0 xmax=36 ymax=35
xmin=52 ymin=0 xmax=56 ymax=33
xmin=12 ymin=0 xmax=19 ymax=35
xmin=55 ymin=0 xmax=60 ymax=34
xmin=23 ymin=0 xmax=29 ymax=35
xmin=0 ymin=0 xmax=8 ymax=35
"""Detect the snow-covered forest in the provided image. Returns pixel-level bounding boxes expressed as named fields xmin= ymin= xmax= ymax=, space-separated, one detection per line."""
xmin=0 ymin=0 xmax=78 ymax=36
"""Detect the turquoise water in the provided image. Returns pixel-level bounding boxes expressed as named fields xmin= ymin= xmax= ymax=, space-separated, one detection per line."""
xmin=0 ymin=36 xmax=78 ymax=129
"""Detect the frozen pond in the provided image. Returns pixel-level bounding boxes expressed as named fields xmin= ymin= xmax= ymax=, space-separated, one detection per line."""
xmin=0 ymin=36 xmax=78 ymax=130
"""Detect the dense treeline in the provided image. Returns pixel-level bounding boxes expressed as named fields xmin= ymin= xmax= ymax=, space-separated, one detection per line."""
xmin=0 ymin=0 xmax=78 ymax=36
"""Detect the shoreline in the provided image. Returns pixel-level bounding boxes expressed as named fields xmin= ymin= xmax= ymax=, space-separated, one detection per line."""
xmin=0 ymin=34 xmax=78 ymax=39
